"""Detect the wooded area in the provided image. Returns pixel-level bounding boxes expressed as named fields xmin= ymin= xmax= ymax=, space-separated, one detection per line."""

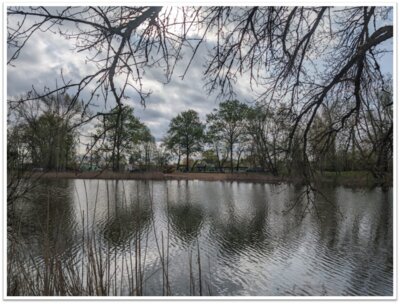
xmin=8 ymin=90 xmax=392 ymax=178
xmin=7 ymin=6 xmax=393 ymax=199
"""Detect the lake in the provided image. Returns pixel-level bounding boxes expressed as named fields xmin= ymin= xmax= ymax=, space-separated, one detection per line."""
xmin=8 ymin=179 xmax=393 ymax=296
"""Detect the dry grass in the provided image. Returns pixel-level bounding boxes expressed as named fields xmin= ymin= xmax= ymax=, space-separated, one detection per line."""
xmin=7 ymin=180 xmax=210 ymax=297
xmin=30 ymin=169 xmax=392 ymax=187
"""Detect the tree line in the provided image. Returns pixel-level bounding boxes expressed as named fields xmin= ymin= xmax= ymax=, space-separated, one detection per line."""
xmin=8 ymin=83 xmax=392 ymax=180
xmin=7 ymin=6 xmax=393 ymax=209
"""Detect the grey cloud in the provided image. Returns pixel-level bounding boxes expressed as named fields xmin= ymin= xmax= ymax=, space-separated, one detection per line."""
xmin=8 ymin=8 xmax=392 ymax=148
xmin=5 ymin=8 xmax=268 ymax=151
xmin=7 ymin=18 xmax=269 ymax=148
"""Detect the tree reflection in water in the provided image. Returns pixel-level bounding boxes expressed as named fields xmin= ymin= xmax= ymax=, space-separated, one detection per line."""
xmin=98 ymin=180 xmax=152 ymax=250
xmin=8 ymin=179 xmax=393 ymax=296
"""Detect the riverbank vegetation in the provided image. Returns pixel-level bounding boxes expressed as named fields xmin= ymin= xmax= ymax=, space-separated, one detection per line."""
xmin=8 ymin=88 xmax=392 ymax=188
xmin=24 ymin=170 xmax=385 ymax=189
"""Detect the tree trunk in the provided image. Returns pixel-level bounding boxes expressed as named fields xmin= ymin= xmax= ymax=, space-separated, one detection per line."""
xmin=186 ymin=146 xmax=189 ymax=172
xmin=176 ymin=152 xmax=181 ymax=171
xmin=215 ymin=146 xmax=221 ymax=172
xmin=230 ymin=143 xmax=233 ymax=173
xmin=236 ymin=149 xmax=243 ymax=172
xmin=112 ymin=108 xmax=122 ymax=172
xmin=116 ymin=142 xmax=121 ymax=171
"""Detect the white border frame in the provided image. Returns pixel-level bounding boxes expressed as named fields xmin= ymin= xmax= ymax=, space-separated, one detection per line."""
xmin=2 ymin=0 xmax=398 ymax=302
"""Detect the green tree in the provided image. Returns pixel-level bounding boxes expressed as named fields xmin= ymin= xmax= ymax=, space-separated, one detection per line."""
xmin=129 ymin=130 xmax=156 ymax=170
xmin=95 ymin=106 xmax=153 ymax=171
xmin=28 ymin=113 xmax=76 ymax=170
xmin=308 ymin=105 xmax=338 ymax=173
xmin=206 ymin=100 xmax=249 ymax=173
xmin=355 ymin=82 xmax=393 ymax=178
xmin=204 ymin=127 xmax=229 ymax=172
xmin=162 ymin=133 xmax=183 ymax=170
xmin=10 ymin=93 xmax=80 ymax=171
xmin=245 ymin=103 xmax=291 ymax=175
xmin=8 ymin=6 xmax=393 ymax=185
xmin=166 ymin=110 xmax=205 ymax=172
xmin=154 ymin=145 xmax=172 ymax=171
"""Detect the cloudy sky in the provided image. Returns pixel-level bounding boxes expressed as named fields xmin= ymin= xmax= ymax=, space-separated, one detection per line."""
xmin=7 ymin=6 xmax=393 ymax=149
xmin=7 ymin=9 xmax=259 ymax=146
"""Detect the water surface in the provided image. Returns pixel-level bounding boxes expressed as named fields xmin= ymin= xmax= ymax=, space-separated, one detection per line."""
xmin=10 ymin=179 xmax=393 ymax=296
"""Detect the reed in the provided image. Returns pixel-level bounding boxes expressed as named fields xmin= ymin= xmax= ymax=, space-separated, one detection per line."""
xmin=7 ymin=180 xmax=212 ymax=296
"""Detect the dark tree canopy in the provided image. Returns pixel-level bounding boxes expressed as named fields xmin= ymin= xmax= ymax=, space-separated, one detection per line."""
xmin=8 ymin=93 xmax=80 ymax=171
xmin=206 ymin=100 xmax=249 ymax=172
xmin=93 ymin=106 xmax=154 ymax=171
xmin=165 ymin=110 xmax=205 ymax=172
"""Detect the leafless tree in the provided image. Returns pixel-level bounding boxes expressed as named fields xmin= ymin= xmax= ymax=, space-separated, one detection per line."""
xmin=8 ymin=6 xmax=205 ymax=164
xmin=201 ymin=6 xmax=392 ymax=176
xmin=7 ymin=6 xmax=393 ymax=216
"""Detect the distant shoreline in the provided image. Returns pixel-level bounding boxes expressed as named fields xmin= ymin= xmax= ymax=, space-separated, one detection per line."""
xmin=31 ymin=171 xmax=286 ymax=183
xmin=27 ymin=170 xmax=391 ymax=188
